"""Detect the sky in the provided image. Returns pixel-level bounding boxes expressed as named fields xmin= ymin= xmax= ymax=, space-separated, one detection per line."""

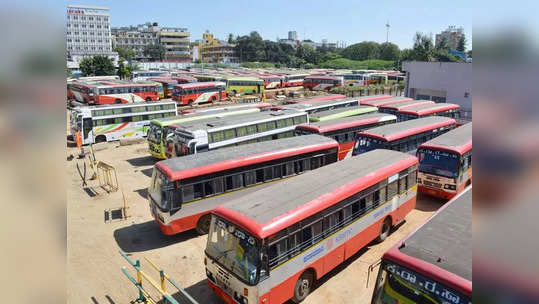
xmin=56 ymin=0 xmax=473 ymax=49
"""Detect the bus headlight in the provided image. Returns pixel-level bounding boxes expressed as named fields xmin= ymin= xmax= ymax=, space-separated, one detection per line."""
xmin=444 ymin=184 xmax=456 ymax=190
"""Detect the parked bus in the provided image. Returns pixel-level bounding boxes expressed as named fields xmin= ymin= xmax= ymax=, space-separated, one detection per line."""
xmin=172 ymin=82 xmax=226 ymax=105
xmin=149 ymin=135 xmax=339 ymax=235
xmin=416 ymin=122 xmax=472 ymax=199
xmin=296 ymin=113 xmax=397 ymax=159
xmin=278 ymin=98 xmax=362 ymax=116
xmin=148 ymin=77 xmax=178 ymax=98
xmin=378 ymin=99 xmax=435 ymax=115
xmin=303 ymin=75 xmax=344 ymax=91
xmin=284 ymin=94 xmax=346 ymax=105
xmin=166 ymin=109 xmax=308 ymax=158
xmin=283 ymin=74 xmax=309 ymax=87
xmin=68 ymin=82 xmax=95 ymax=104
xmin=360 ymin=96 xmax=413 ymax=107
xmin=397 ymin=103 xmax=461 ymax=121
xmin=194 ymin=75 xmax=226 ymax=82
xmin=371 ymin=186 xmax=471 ymax=304
xmin=132 ymin=70 xmax=169 ymax=81
xmin=226 ymin=77 xmax=265 ymax=96
xmin=77 ymin=75 xmax=119 ymax=81
xmin=172 ymin=75 xmax=198 ymax=84
xmin=308 ymin=106 xmax=378 ymax=122
xmin=70 ymin=101 xmax=177 ymax=145
xmin=206 ymin=149 xmax=418 ymax=304
xmin=353 ymin=116 xmax=457 ymax=156
xmin=148 ymin=104 xmax=270 ymax=159
xmin=340 ymin=73 xmax=368 ymax=87
xmin=261 ymin=75 xmax=284 ymax=89
xmin=70 ymin=82 xmax=161 ymax=105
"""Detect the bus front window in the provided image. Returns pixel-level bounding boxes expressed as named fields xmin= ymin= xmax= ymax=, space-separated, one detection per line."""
xmin=206 ymin=216 xmax=260 ymax=285
xmin=148 ymin=168 xmax=177 ymax=212
xmin=373 ymin=261 xmax=470 ymax=304
xmin=355 ymin=137 xmax=384 ymax=155
xmin=417 ymin=149 xmax=460 ymax=178
xmin=147 ymin=123 xmax=162 ymax=144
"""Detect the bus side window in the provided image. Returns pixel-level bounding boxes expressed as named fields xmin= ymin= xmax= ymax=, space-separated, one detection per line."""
xmin=387 ymin=181 xmax=398 ymax=199
xmin=399 ymin=176 xmax=407 ymax=194
xmin=407 ymin=171 xmax=417 ymax=189
xmin=311 ymin=156 xmax=321 ymax=170
xmin=182 ymin=185 xmax=194 ymax=202
xmin=273 ymin=165 xmax=282 ymax=179
xmin=244 ymin=171 xmax=256 ymax=186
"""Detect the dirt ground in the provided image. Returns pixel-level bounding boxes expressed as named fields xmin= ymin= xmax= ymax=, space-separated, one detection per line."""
xmin=66 ymin=117 xmax=444 ymax=304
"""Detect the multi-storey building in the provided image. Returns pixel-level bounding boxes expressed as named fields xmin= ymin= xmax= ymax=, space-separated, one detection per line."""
xmin=195 ymin=31 xmax=238 ymax=64
xmin=159 ymin=27 xmax=190 ymax=62
xmin=66 ymin=5 xmax=118 ymax=64
xmin=435 ymin=26 xmax=465 ymax=50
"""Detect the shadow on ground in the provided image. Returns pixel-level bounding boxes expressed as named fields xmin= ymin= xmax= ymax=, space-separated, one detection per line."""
xmin=90 ymin=295 xmax=116 ymax=304
xmin=141 ymin=168 xmax=153 ymax=177
xmin=126 ymin=155 xmax=157 ymax=167
xmin=415 ymin=193 xmax=446 ymax=212
xmin=176 ymin=279 xmax=221 ymax=304
xmin=114 ymin=221 xmax=199 ymax=252
xmin=134 ymin=188 xmax=148 ymax=199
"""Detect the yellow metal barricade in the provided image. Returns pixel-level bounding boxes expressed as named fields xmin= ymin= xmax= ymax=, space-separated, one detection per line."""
xmin=96 ymin=161 xmax=119 ymax=192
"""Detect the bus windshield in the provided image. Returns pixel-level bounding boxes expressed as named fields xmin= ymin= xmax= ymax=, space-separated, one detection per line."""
xmin=148 ymin=168 xmax=177 ymax=211
xmin=355 ymin=137 xmax=385 ymax=154
xmin=373 ymin=261 xmax=471 ymax=304
xmin=417 ymin=148 xmax=459 ymax=178
xmin=206 ymin=216 xmax=260 ymax=285
xmin=147 ymin=123 xmax=162 ymax=144
xmin=295 ymin=129 xmax=317 ymax=136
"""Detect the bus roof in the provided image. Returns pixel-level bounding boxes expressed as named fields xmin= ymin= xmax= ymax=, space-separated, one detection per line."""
xmin=174 ymin=81 xmax=225 ymax=89
xmin=418 ymin=122 xmax=472 ymax=154
xmin=150 ymin=108 xmax=260 ymax=127
xmin=147 ymin=77 xmax=178 ymax=84
xmin=398 ymin=103 xmax=460 ymax=116
xmin=384 ymin=186 xmax=472 ymax=295
xmin=282 ymin=98 xmax=359 ymax=111
xmin=213 ymin=149 xmax=417 ymax=238
xmin=225 ymin=76 xmax=263 ymax=82
xmin=297 ymin=113 xmax=397 ymax=133
xmin=284 ymin=94 xmax=346 ymax=104
xmin=156 ymin=135 xmax=337 ymax=180
xmin=171 ymin=108 xmax=304 ymax=132
xmin=379 ymin=99 xmax=435 ymax=111
xmin=360 ymin=96 xmax=413 ymax=107
xmin=358 ymin=116 xmax=456 ymax=142
xmin=308 ymin=105 xmax=377 ymax=120
xmin=304 ymin=75 xmax=341 ymax=80
xmin=82 ymin=101 xmax=176 ymax=110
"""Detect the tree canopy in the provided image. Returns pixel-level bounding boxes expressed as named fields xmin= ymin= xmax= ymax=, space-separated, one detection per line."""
xmin=79 ymin=55 xmax=115 ymax=76
xmin=143 ymin=44 xmax=165 ymax=61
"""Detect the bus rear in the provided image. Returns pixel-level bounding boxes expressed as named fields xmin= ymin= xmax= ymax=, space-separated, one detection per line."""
xmin=371 ymin=186 xmax=472 ymax=304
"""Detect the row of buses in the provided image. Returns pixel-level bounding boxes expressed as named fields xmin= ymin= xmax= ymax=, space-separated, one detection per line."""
xmin=140 ymin=97 xmax=471 ymax=303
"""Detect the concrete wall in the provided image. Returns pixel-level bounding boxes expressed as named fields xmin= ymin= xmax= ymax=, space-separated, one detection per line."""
xmin=403 ymin=61 xmax=472 ymax=114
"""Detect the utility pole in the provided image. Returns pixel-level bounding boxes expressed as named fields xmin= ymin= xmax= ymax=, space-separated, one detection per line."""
xmin=386 ymin=20 xmax=390 ymax=43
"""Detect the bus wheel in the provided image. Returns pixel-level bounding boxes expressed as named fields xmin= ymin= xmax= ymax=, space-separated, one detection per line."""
xmin=377 ymin=217 xmax=392 ymax=242
xmin=195 ymin=214 xmax=211 ymax=235
xmin=211 ymin=96 xmax=216 ymax=102
xmin=95 ymin=135 xmax=106 ymax=143
xmin=115 ymin=99 xmax=122 ymax=104
xmin=146 ymin=97 xmax=151 ymax=102
xmin=188 ymin=99 xmax=194 ymax=105
xmin=292 ymin=270 xmax=314 ymax=303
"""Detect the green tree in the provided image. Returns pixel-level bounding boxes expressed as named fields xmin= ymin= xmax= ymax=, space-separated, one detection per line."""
xmin=79 ymin=57 xmax=94 ymax=76
xmin=92 ymin=55 xmax=115 ymax=76
xmin=114 ymin=46 xmax=135 ymax=62
xmin=379 ymin=42 xmax=400 ymax=61
xmin=436 ymin=36 xmax=449 ymax=51
xmin=227 ymin=33 xmax=235 ymax=44
xmin=341 ymin=41 xmax=380 ymax=61
xmin=235 ymin=31 xmax=266 ymax=62
xmin=396 ymin=48 xmax=414 ymax=70
xmin=457 ymin=34 xmax=467 ymax=52
xmin=412 ymin=32 xmax=435 ymax=61
xmin=296 ymin=44 xmax=320 ymax=65
xmin=117 ymin=61 xmax=131 ymax=79
xmin=143 ymin=44 xmax=166 ymax=61
xmin=433 ymin=50 xmax=461 ymax=62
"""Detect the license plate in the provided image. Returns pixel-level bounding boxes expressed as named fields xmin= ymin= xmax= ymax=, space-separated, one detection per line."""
xmin=428 ymin=190 xmax=437 ymax=195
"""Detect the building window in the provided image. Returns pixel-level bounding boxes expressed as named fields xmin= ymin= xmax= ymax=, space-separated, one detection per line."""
xmin=81 ymin=24 xmax=86 ymax=28
xmin=464 ymin=92 xmax=470 ymax=98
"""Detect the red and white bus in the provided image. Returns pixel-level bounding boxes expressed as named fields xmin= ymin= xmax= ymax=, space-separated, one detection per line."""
xmin=371 ymin=186 xmax=471 ymax=304
xmin=148 ymin=135 xmax=339 ymax=235
xmin=417 ymin=122 xmax=472 ymax=199
xmin=360 ymin=96 xmax=413 ymax=107
xmin=303 ymin=75 xmax=344 ymax=91
xmin=172 ymin=81 xmax=227 ymax=105
xmin=261 ymin=75 xmax=284 ymax=89
xmin=205 ymin=150 xmax=418 ymax=304
xmin=148 ymin=77 xmax=179 ymax=98
xmin=172 ymin=75 xmax=198 ymax=84
xmin=397 ymin=103 xmax=461 ymax=121
xmin=283 ymin=74 xmax=309 ymax=87
xmin=296 ymin=113 xmax=397 ymax=160
xmin=69 ymin=82 xmax=161 ymax=105
xmin=354 ymin=116 xmax=457 ymax=156
xmin=284 ymin=94 xmax=346 ymax=105
xmin=378 ymin=99 xmax=435 ymax=115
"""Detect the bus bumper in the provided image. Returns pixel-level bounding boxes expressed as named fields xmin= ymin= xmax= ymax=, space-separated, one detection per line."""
xmin=418 ymin=185 xmax=456 ymax=200
xmin=208 ymin=280 xmax=239 ymax=304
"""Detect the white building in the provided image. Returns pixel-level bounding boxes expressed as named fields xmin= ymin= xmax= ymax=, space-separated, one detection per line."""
xmin=403 ymin=61 xmax=472 ymax=119
xmin=66 ymin=5 xmax=118 ymax=66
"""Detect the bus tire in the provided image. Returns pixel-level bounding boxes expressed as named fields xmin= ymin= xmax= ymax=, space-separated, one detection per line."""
xmin=188 ymin=99 xmax=194 ymax=105
xmin=377 ymin=217 xmax=392 ymax=242
xmin=211 ymin=96 xmax=216 ymax=102
xmin=292 ymin=270 xmax=314 ymax=303
xmin=146 ymin=97 xmax=152 ymax=102
xmin=95 ymin=135 xmax=106 ymax=143
xmin=195 ymin=214 xmax=211 ymax=235
xmin=114 ymin=99 xmax=122 ymax=104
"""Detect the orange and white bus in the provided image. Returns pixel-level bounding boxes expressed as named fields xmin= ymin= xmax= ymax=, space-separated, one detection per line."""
xmin=371 ymin=186 xmax=471 ymax=304
xmin=397 ymin=103 xmax=461 ymax=122
xmin=378 ymin=99 xmax=435 ymax=115
xmin=283 ymin=94 xmax=346 ymax=105
xmin=283 ymin=74 xmax=309 ymax=87
xmin=172 ymin=81 xmax=227 ymax=105
xmin=261 ymin=75 xmax=284 ymax=89
xmin=148 ymin=135 xmax=339 ymax=235
xmin=148 ymin=77 xmax=179 ymax=98
xmin=296 ymin=113 xmax=397 ymax=160
xmin=303 ymin=75 xmax=344 ymax=91
xmin=417 ymin=122 xmax=472 ymax=199
xmin=172 ymin=75 xmax=198 ymax=84
xmin=205 ymin=150 xmax=418 ymax=304
xmin=354 ymin=116 xmax=457 ymax=156
xmin=360 ymin=96 xmax=413 ymax=107
xmin=69 ymin=82 xmax=161 ymax=105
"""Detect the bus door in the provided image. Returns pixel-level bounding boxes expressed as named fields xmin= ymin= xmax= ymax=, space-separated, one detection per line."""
xmin=83 ymin=117 xmax=93 ymax=141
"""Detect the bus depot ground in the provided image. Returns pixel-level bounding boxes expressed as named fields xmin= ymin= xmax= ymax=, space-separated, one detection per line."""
xmin=66 ymin=109 xmax=443 ymax=304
